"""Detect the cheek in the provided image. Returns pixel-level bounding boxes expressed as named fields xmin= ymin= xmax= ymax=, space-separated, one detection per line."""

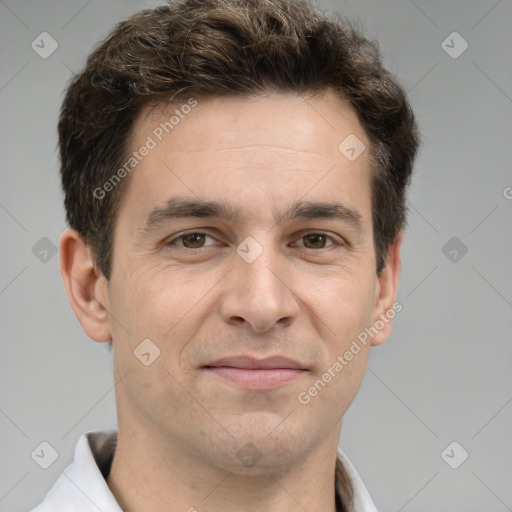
xmin=307 ymin=267 xmax=377 ymax=341
xmin=303 ymin=279 xmax=374 ymax=415
xmin=303 ymin=273 xmax=375 ymax=409
xmin=109 ymin=264 xmax=223 ymax=361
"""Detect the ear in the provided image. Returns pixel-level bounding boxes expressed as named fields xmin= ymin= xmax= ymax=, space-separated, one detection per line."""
xmin=59 ymin=228 xmax=112 ymax=342
xmin=370 ymin=231 xmax=403 ymax=347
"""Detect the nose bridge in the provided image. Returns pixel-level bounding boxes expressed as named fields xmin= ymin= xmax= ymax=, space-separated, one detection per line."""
xmin=219 ymin=238 xmax=299 ymax=331
xmin=240 ymin=239 xmax=284 ymax=297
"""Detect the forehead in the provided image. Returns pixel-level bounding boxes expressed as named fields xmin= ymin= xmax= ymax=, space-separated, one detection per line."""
xmin=136 ymin=89 xmax=367 ymax=157
xmin=119 ymin=90 xmax=373 ymax=229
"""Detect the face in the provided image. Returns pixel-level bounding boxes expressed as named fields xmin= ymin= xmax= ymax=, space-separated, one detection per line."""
xmin=102 ymin=90 xmax=390 ymax=473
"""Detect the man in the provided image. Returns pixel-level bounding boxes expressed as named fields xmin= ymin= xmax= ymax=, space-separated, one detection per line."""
xmin=31 ymin=0 xmax=418 ymax=510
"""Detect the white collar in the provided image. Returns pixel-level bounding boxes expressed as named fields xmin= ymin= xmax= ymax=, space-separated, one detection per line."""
xmin=30 ymin=429 xmax=377 ymax=512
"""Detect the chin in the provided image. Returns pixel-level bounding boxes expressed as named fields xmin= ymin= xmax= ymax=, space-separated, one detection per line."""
xmin=205 ymin=412 xmax=314 ymax=473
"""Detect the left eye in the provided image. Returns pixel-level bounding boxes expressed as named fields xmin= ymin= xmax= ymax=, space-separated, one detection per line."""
xmin=293 ymin=233 xmax=335 ymax=249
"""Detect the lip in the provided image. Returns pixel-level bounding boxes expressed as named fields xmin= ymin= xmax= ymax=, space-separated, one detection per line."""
xmin=203 ymin=356 xmax=307 ymax=389
xmin=206 ymin=356 xmax=305 ymax=370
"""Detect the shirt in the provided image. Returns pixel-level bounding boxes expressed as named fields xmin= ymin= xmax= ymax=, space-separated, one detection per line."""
xmin=29 ymin=429 xmax=378 ymax=512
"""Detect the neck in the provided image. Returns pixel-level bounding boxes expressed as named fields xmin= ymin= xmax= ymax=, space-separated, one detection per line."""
xmin=106 ymin=423 xmax=341 ymax=512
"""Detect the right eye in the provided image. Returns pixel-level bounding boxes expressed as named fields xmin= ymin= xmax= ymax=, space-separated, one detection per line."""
xmin=167 ymin=232 xmax=218 ymax=249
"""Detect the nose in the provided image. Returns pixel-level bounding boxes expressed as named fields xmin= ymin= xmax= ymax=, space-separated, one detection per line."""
xmin=218 ymin=244 xmax=300 ymax=333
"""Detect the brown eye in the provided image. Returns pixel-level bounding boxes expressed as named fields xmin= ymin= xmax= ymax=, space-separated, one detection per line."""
xmin=183 ymin=233 xmax=206 ymax=248
xmin=301 ymin=233 xmax=330 ymax=249
xmin=173 ymin=232 xmax=210 ymax=248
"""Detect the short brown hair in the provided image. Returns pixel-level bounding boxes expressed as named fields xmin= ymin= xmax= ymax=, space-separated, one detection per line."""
xmin=59 ymin=0 xmax=419 ymax=280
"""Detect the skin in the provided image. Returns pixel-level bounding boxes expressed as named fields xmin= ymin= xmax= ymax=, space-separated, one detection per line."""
xmin=60 ymin=89 xmax=402 ymax=512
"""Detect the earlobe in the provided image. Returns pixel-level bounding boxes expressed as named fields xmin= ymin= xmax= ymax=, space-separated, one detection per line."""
xmin=59 ymin=228 xmax=112 ymax=342
xmin=370 ymin=231 xmax=403 ymax=347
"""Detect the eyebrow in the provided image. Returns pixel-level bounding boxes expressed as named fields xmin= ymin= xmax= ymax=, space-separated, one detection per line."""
xmin=140 ymin=198 xmax=363 ymax=235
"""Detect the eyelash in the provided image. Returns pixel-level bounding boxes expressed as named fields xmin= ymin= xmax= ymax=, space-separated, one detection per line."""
xmin=166 ymin=231 xmax=343 ymax=250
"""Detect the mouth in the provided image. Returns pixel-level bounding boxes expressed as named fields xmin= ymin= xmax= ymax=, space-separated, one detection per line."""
xmin=203 ymin=356 xmax=307 ymax=389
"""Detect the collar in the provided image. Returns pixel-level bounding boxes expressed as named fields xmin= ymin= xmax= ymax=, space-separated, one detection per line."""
xmin=30 ymin=429 xmax=377 ymax=512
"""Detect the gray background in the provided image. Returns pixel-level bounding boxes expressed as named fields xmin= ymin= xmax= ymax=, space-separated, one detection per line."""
xmin=1 ymin=0 xmax=511 ymax=510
